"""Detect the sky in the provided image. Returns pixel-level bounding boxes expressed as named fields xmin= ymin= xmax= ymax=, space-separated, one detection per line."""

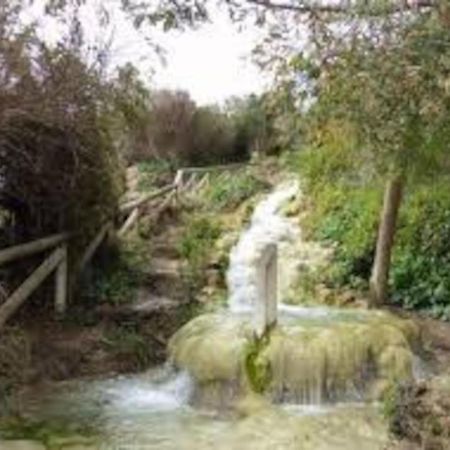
xmin=28 ymin=1 xmax=268 ymax=106
xmin=110 ymin=8 xmax=268 ymax=106
xmin=152 ymin=17 xmax=268 ymax=105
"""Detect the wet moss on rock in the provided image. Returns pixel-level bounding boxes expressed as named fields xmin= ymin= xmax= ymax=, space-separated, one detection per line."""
xmin=169 ymin=310 xmax=420 ymax=405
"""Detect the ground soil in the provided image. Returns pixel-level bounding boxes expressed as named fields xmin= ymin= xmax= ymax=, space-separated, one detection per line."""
xmin=387 ymin=314 xmax=450 ymax=450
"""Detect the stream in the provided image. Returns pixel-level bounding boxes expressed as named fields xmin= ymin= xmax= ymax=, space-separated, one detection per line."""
xmin=1 ymin=181 xmax=414 ymax=449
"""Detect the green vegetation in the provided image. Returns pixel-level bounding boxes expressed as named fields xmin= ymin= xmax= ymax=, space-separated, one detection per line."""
xmin=137 ymin=160 xmax=173 ymax=191
xmin=0 ymin=417 xmax=97 ymax=450
xmin=200 ymin=171 xmax=267 ymax=212
xmin=244 ymin=333 xmax=273 ymax=394
xmin=83 ymin=235 xmax=150 ymax=306
xmin=305 ymin=164 xmax=450 ymax=319
xmin=301 ymin=168 xmax=450 ymax=318
xmin=177 ymin=170 xmax=267 ymax=298
xmin=179 ymin=214 xmax=222 ymax=289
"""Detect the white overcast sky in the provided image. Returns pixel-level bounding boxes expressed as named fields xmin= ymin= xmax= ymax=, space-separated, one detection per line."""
xmin=28 ymin=1 xmax=268 ymax=105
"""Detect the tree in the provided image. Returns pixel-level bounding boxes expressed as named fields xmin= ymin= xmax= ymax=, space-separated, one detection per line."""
xmin=306 ymin=11 xmax=450 ymax=305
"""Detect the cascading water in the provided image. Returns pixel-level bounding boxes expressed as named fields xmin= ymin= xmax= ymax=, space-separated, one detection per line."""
xmin=227 ymin=180 xmax=300 ymax=312
xmin=2 ymin=182 xmax=421 ymax=450
xmin=170 ymin=181 xmax=420 ymax=405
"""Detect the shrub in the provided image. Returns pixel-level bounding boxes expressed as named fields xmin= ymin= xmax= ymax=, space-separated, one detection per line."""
xmin=303 ymin=181 xmax=381 ymax=288
xmin=391 ymin=181 xmax=450 ymax=318
xmin=200 ymin=171 xmax=268 ymax=212
xmin=303 ymin=158 xmax=450 ymax=318
xmin=137 ymin=159 xmax=173 ymax=191
xmin=0 ymin=24 xmax=124 ymax=248
xmin=83 ymin=235 xmax=150 ymax=306
xmin=178 ymin=214 xmax=221 ymax=288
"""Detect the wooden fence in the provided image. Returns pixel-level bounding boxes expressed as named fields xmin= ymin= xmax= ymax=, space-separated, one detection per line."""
xmin=0 ymin=163 xmax=246 ymax=331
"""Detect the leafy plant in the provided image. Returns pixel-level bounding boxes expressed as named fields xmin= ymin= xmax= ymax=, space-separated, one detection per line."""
xmin=137 ymin=159 xmax=173 ymax=191
xmin=201 ymin=172 xmax=267 ymax=212
xmin=178 ymin=214 xmax=221 ymax=288
xmin=83 ymin=235 xmax=150 ymax=306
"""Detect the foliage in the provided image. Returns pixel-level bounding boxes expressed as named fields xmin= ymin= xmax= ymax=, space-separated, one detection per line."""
xmin=391 ymin=181 xmax=450 ymax=318
xmin=178 ymin=214 xmax=221 ymax=288
xmin=381 ymin=381 xmax=401 ymax=421
xmin=0 ymin=2 xmax=128 ymax=257
xmin=303 ymin=162 xmax=450 ymax=318
xmin=137 ymin=159 xmax=173 ymax=191
xmin=303 ymin=179 xmax=381 ymax=289
xmin=136 ymin=90 xmax=256 ymax=167
xmin=226 ymin=94 xmax=280 ymax=157
xmin=112 ymin=64 xmax=154 ymax=165
xmin=83 ymin=235 xmax=150 ymax=306
xmin=200 ymin=171 xmax=267 ymax=212
xmin=189 ymin=105 xmax=237 ymax=165
xmin=244 ymin=333 xmax=272 ymax=394
xmin=305 ymin=12 xmax=450 ymax=182
xmin=0 ymin=416 xmax=97 ymax=449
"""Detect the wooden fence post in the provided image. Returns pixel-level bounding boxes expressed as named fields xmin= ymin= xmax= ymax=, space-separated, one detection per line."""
xmin=55 ymin=244 xmax=68 ymax=315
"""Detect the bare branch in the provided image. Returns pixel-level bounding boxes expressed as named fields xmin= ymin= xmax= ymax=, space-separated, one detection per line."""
xmin=245 ymin=0 xmax=436 ymax=14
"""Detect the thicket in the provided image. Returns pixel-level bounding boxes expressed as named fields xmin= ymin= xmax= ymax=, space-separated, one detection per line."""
xmin=0 ymin=4 xmax=126 ymax=251
xmin=126 ymin=90 xmax=277 ymax=167
xmin=298 ymin=142 xmax=450 ymax=319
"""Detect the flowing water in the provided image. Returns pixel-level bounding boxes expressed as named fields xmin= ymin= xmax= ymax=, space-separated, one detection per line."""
xmin=1 ymin=181 xmax=403 ymax=449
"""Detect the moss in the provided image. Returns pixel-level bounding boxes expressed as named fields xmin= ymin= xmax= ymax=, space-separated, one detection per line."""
xmin=0 ymin=417 xmax=97 ymax=450
xmin=169 ymin=311 xmax=420 ymax=404
xmin=169 ymin=314 xmax=251 ymax=383
xmin=244 ymin=333 xmax=273 ymax=394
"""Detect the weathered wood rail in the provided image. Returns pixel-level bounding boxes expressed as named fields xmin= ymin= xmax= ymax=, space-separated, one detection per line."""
xmin=0 ymin=163 xmax=246 ymax=331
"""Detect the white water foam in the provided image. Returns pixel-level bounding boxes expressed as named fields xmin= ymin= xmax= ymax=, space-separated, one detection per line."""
xmin=227 ymin=181 xmax=300 ymax=312
xmin=108 ymin=370 xmax=193 ymax=412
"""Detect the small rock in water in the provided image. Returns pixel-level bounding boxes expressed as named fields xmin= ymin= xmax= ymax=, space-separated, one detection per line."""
xmin=0 ymin=441 xmax=46 ymax=450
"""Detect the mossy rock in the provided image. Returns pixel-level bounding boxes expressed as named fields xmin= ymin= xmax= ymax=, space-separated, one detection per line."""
xmin=169 ymin=311 xmax=420 ymax=405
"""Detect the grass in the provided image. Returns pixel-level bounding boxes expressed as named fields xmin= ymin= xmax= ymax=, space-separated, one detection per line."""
xmin=178 ymin=214 xmax=222 ymax=290
xmin=137 ymin=159 xmax=173 ymax=192
xmin=199 ymin=171 xmax=268 ymax=212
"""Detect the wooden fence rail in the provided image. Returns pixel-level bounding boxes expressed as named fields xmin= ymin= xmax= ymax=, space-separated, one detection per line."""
xmin=0 ymin=162 xmax=246 ymax=331
xmin=0 ymin=245 xmax=67 ymax=329
xmin=0 ymin=233 xmax=68 ymax=267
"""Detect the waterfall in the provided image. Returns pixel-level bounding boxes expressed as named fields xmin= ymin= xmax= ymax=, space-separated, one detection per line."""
xmin=227 ymin=181 xmax=300 ymax=312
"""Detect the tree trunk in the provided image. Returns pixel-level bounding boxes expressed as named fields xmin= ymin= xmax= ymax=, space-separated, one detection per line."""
xmin=369 ymin=176 xmax=404 ymax=307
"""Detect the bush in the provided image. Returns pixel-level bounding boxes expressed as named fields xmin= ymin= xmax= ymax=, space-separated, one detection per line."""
xmin=303 ymin=180 xmax=381 ymax=288
xmin=137 ymin=159 xmax=173 ymax=191
xmin=391 ymin=182 xmax=450 ymax=318
xmin=0 ymin=26 xmax=124 ymax=249
xmin=200 ymin=171 xmax=268 ymax=212
xmin=83 ymin=235 xmax=151 ymax=306
xmin=303 ymin=159 xmax=450 ymax=318
xmin=178 ymin=214 xmax=221 ymax=288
